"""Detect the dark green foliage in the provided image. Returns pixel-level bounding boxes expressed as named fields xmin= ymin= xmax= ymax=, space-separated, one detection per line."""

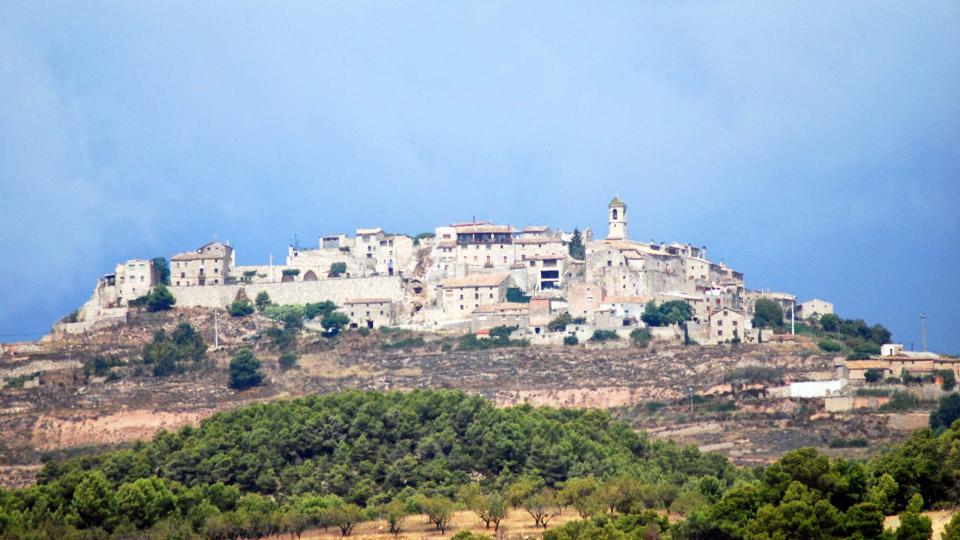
xmin=864 ymin=369 xmax=884 ymax=383
xmin=7 ymin=391 xmax=960 ymax=538
xmin=589 ymin=330 xmax=619 ymax=342
xmin=818 ymin=339 xmax=843 ymax=353
xmin=228 ymin=297 xmax=254 ymax=317
xmin=381 ymin=336 xmax=426 ymax=350
xmin=630 ymin=327 xmax=652 ymax=348
xmin=563 ymin=334 xmax=579 ymax=346
xmin=641 ymin=301 xmax=693 ymax=327
xmin=321 ymin=312 xmax=350 ymax=336
xmin=828 ymin=438 xmax=868 ymax=448
xmin=459 ymin=326 xmax=528 ymax=350
xmin=937 ymin=369 xmax=957 ymax=391
xmin=568 ymin=229 xmax=586 ymax=261
xmin=328 ymin=262 xmax=347 ymax=277
xmin=142 ymin=324 xmax=206 ymax=377
xmin=752 ymin=298 xmax=784 ymax=329
xmin=228 ymin=348 xmax=264 ymax=390
xmin=506 ymin=287 xmax=531 ymax=303
xmin=83 ymin=355 xmax=122 ymax=377
xmin=304 ymin=301 xmax=337 ymax=320
xmin=930 ymin=393 xmax=960 ymax=430
xmin=151 ymin=257 xmax=171 ymax=286
xmin=880 ymin=391 xmax=918 ymax=411
xmin=137 ymin=284 xmax=176 ymax=312
xmin=282 ymin=268 xmax=300 ymax=277
xmin=278 ymin=353 xmax=298 ymax=369
xmin=819 ymin=313 xmax=841 ymax=332
xmin=548 ymin=313 xmax=572 ymax=332
xmin=255 ymin=291 xmax=272 ymax=312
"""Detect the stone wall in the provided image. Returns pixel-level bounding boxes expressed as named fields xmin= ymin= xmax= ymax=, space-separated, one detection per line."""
xmin=168 ymin=276 xmax=404 ymax=309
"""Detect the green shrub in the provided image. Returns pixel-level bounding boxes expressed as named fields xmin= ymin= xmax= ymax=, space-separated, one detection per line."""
xmin=589 ymin=330 xmax=619 ymax=342
xmin=229 ymin=348 xmax=264 ymax=390
xmin=228 ymin=298 xmax=255 ymax=317
xmin=255 ymin=292 xmax=272 ymax=312
xmin=880 ymin=390 xmax=918 ymax=412
xmin=328 ymin=262 xmax=347 ymax=277
xmin=563 ymin=334 xmax=579 ymax=346
xmin=630 ymin=327 xmax=653 ymax=348
xmin=506 ymin=287 xmax=531 ymax=303
xmin=548 ymin=313 xmax=572 ymax=332
xmin=278 ymin=353 xmax=298 ymax=369
xmin=381 ymin=336 xmax=426 ymax=350
xmin=829 ymin=438 xmax=868 ymax=448
xmin=818 ymin=339 xmax=842 ymax=352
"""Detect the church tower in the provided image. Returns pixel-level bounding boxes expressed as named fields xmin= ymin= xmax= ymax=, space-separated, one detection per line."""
xmin=607 ymin=196 xmax=627 ymax=240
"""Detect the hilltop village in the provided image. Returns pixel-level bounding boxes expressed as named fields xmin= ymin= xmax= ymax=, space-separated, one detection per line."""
xmin=67 ymin=197 xmax=839 ymax=346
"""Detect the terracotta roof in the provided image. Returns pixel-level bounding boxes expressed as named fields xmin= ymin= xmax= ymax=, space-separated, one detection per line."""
xmin=343 ymin=298 xmax=392 ymax=305
xmin=171 ymin=251 xmax=228 ymax=261
xmin=521 ymin=225 xmax=549 ymax=233
xmin=453 ymin=224 xmax=513 ymax=234
xmin=473 ymin=302 xmax=530 ymax=314
xmin=441 ymin=273 xmax=511 ymax=288
xmin=356 ymin=228 xmax=383 ymax=235
xmin=845 ymin=360 xmax=902 ymax=370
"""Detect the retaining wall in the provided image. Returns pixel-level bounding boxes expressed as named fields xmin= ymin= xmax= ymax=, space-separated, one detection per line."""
xmin=169 ymin=276 xmax=404 ymax=309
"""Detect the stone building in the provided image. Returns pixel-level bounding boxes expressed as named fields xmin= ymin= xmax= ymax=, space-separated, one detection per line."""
xmin=798 ymin=298 xmax=834 ymax=320
xmin=440 ymin=273 xmax=514 ymax=318
xmin=343 ymin=298 xmax=395 ymax=329
xmin=470 ymin=303 xmax=530 ymax=333
xmin=706 ymin=307 xmax=751 ymax=344
xmin=115 ymin=259 xmax=158 ymax=305
xmin=171 ymin=241 xmax=234 ymax=286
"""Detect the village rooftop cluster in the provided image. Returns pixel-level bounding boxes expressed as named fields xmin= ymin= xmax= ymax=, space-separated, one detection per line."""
xmin=66 ymin=197 xmax=840 ymax=347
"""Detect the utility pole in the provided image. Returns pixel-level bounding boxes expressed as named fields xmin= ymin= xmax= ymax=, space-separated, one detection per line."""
xmin=214 ymin=309 xmax=219 ymax=348
xmin=920 ymin=313 xmax=927 ymax=352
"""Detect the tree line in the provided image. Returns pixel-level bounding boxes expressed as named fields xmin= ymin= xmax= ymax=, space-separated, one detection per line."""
xmin=1 ymin=390 xmax=958 ymax=539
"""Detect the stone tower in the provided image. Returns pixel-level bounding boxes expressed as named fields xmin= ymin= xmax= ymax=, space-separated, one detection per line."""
xmin=607 ymin=196 xmax=627 ymax=240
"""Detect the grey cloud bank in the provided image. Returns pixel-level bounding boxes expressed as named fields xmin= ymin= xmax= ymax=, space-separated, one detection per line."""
xmin=1 ymin=2 xmax=958 ymax=350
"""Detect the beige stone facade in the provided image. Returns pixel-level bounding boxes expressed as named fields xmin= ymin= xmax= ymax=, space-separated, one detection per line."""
xmin=171 ymin=242 xmax=234 ymax=286
xmin=114 ymin=259 xmax=158 ymax=305
xmin=440 ymin=273 xmax=513 ymax=318
xmin=798 ymin=298 xmax=834 ymax=320
xmin=706 ymin=308 xmax=751 ymax=344
xmin=343 ymin=298 xmax=395 ymax=329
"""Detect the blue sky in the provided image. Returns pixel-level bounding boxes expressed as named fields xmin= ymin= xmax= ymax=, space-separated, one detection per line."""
xmin=1 ymin=2 xmax=958 ymax=352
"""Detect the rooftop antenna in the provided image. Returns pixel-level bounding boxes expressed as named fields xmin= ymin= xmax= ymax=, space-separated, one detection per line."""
xmin=920 ymin=313 xmax=928 ymax=352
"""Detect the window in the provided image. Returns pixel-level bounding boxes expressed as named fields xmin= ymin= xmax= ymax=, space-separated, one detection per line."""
xmin=459 ymin=305 xmax=464 ymax=310
xmin=530 ymin=261 xmax=535 ymax=267
xmin=718 ymin=330 xmax=723 ymax=336
xmin=474 ymin=293 xmax=479 ymax=300
xmin=489 ymin=293 xmax=493 ymax=298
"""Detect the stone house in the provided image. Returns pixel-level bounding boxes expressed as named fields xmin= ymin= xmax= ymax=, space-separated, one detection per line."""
xmin=440 ymin=273 xmax=513 ymax=318
xmin=706 ymin=307 xmax=751 ymax=344
xmin=343 ymin=298 xmax=395 ymax=329
xmin=115 ymin=259 xmax=159 ymax=305
xmin=171 ymin=241 xmax=234 ymax=286
xmin=798 ymin=298 xmax=834 ymax=320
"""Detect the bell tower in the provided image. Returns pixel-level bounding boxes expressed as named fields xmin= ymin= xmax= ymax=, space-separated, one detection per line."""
xmin=607 ymin=196 xmax=627 ymax=240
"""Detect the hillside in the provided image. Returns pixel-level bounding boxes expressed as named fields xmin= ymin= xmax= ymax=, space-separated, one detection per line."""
xmin=0 ymin=389 xmax=957 ymax=539
xmin=0 ymin=308 xmax=930 ymax=488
